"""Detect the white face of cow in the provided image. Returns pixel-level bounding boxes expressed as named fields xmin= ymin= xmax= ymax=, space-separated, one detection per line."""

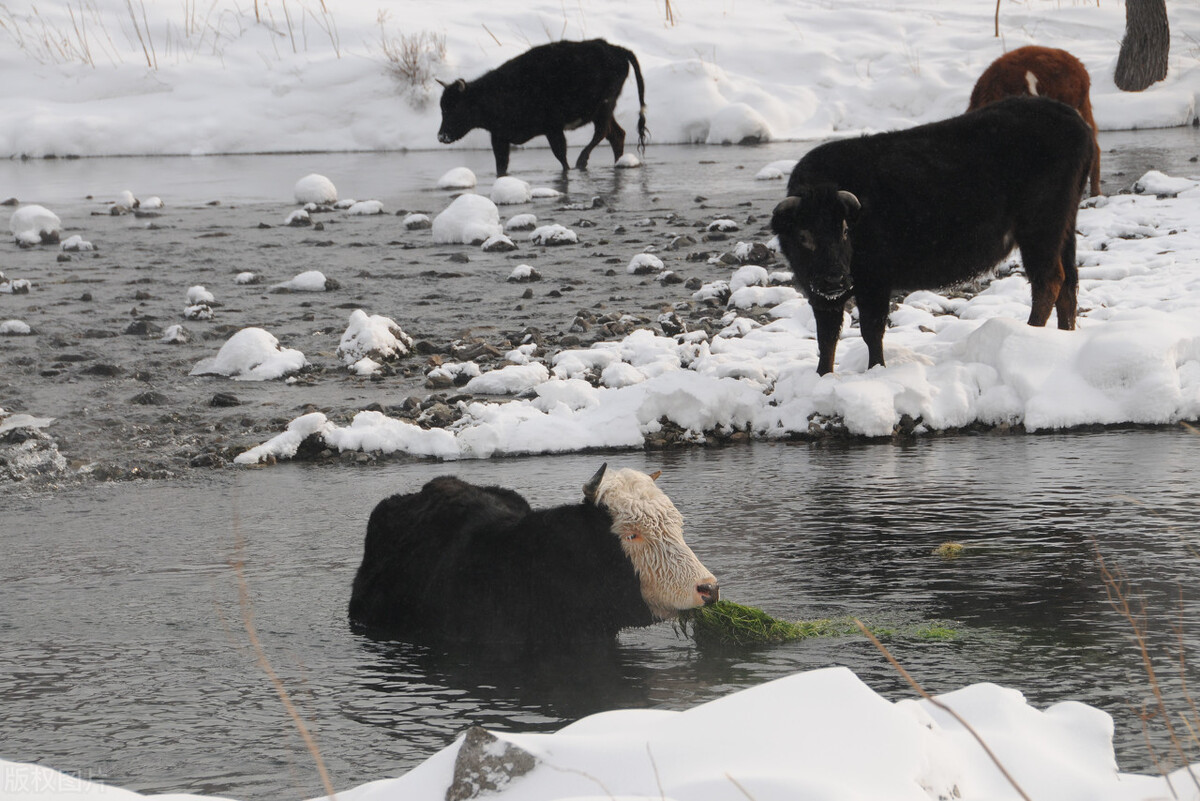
xmin=590 ymin=468 xmax=719 ymax=620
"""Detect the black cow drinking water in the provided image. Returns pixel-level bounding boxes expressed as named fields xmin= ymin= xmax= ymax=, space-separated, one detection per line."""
xmin=348 ymin=464 xmax=718 ymax=648
xmin=770 ymin=96 xmax=1094 ymax=375
xmin=437 ymin=39 xmax=647 ymax=177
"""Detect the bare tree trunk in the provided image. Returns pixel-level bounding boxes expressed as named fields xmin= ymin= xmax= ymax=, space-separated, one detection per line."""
xmin=1114 ymin=0 xmax=1170 ymax=92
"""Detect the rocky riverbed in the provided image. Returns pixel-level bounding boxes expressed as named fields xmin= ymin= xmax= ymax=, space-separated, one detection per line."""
xmin=1 ymin=154 xmax=800 ymax=486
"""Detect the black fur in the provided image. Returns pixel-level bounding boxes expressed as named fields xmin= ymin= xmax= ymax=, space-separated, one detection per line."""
xmin=348 ymin=476 xmax=655 ymax=647
xmin=771 ymin=96 xmax=1094 ymax=375
xmin=437 ymin=39 xmax=647 ymax=176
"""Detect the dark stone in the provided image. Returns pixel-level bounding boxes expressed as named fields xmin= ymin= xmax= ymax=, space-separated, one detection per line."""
xmin=445 ymin=727 xmax=537 ymax=801
xmin=131 ymin=391 xmax=170 ymax=406
xmin=210 ymin=392 xmax=242 ymax=407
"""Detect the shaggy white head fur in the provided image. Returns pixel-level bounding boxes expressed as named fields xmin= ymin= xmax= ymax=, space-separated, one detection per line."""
xmin=592 ymin=468 xmax=719 ymax=620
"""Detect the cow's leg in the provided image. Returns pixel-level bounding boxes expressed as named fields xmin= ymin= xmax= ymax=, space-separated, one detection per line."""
xmin=812 ymin=303 xmax=845 ymax=376
xmin=1089 ymin=139 xmax=1102 ymax=197
xmin=545 ymin=129 xmax=571 ymax=172
xmin=855 ymin=289 xmax=891 ymax=370
xmin=607 ymin=118 xmax=627 ymax=162
xmin=575 ymin=115 xmax=612 ymax=170
xmin=1055 ymin=227 xmax=1079 ymax=330
xmin=490 ymin=134 xmax=511 ymax=177
xmin=1020 ymin=234 xmax=1065 ymax=327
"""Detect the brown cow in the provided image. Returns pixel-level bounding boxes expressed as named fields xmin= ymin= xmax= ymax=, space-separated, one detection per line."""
xmin=968 ymin=46 xmax=1101 ymax=196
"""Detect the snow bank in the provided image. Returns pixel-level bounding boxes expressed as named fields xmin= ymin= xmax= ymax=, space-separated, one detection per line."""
xmin=4 ymin=666 xmax=1196 ymax=801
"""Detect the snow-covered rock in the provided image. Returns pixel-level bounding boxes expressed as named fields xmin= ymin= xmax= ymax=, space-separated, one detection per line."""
xmin=293 ymin=173 xmax=337 ymax=205
xmin=436 ymin=167 xmax=476 ymax=190
xmin=189 ymin=327 xmax=307 ymax=381
xmin=336 ymin=309 xmax=413 ymax=366
xmin=432 ymin=194 xmax=502 ymax=245
xmin=9 ymin=204 xmax=61 ymax=246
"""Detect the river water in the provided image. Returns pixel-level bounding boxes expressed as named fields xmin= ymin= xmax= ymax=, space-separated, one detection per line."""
xmin=5 ymin=431 xmax=1200 ymax=799
xmin=3 ymin=130 xmax=1200 ymax=799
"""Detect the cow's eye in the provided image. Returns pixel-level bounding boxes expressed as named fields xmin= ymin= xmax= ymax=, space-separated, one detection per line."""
xmin=842 ymin=221 xmax=849 ymax=240
xmin=624 ymin=530 xmax=641 ymax=541
xmin=798 ymin=230 xmax=816 ymax=251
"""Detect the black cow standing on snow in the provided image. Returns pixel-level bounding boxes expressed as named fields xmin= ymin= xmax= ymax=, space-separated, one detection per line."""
xmin=348 ymin=464 xmax=718 ymax=648
xmin=436 ymin=39 xmax=647 ymax=177
xmin=770 ymin=96 xmax=1094 ymax=375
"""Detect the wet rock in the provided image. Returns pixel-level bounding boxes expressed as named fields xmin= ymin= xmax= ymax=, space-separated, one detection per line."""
xmin=80 ymin=292 xmax=93 ymax=302
xmin=423 ymin=403 xmax=457 ymax=427
xmin=81 ymin=363 xmax=123 ymax=377
xmin=210 ymin=392 xmax=242 ymax=408
xmin=189 ymin=452 xmax=225 ymax=468
xmin=448 ymin=253 xmax=471 ymax=264
xmin=446 ymin=727 xmax=537 ymax=801
xmin=124 ymin=319 xmax=161 ymax=336
xmin=131 ymin=391 xmax=170 ymax=406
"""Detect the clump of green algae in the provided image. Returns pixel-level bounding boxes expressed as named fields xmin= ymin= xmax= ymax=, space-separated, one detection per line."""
xmin=680 ymin=600 xmax=957 ymax=647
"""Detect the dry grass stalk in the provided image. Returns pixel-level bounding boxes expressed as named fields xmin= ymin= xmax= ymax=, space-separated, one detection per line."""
xmin=1094 ymin=548 xmax=1200 ymax=794
xmin=231 ymin=522 xmax=338 ymax=800
xmin=853 ymin=618 xmax=1032 ymax=801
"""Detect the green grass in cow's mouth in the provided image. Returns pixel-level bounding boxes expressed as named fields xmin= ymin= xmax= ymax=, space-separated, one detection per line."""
xmin=679 ymin=600 xmax=960 ymax=647
xmin=679 ymin=600 xmax=844 ymax=646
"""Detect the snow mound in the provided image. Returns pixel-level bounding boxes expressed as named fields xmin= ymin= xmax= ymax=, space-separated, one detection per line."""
xmin=293 ymin=173 xmax=337 ymax=205
xmin=271 ymin=270 xmax=333 ymax=292
xmin=9 ymin=204 xmax=61 ymax=246
xmin=346 ymin=200 xmax=384 ymax=215
xmin=336 ymin=309 xmax=413 ymax=366
xmin=189 ymin=327 xmax=307 ymax=381
xmin=491 ymin=176 xmax=532 ymax=205
xmin=505 ymin=213 xmax=538 ymax=232
xmin=628 ymin=253 xmax=665 ymax=274
xmin=186 ymin=285 xmax=214 ymax=305
xmin=433 ymin=194 xmax=502 ymax=245
xmin=529 ymin=224 xmax=578 ymax=246
xmin=706 ymin=102 xmax=772 ymax=144
xmin=437 ymin=167 xmax=477 ymax=190
xmin=1 ymin=319 xmax=32 ymax=335
xmin=756 ymin=159 xmax=798 ymax=180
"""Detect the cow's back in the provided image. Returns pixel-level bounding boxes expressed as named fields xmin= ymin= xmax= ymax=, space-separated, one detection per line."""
xmin=349 ymin=476 xmax=532 ymax=635
xmin=476 ymin=39 xmax=633 ymax=139
xmin=789 ymin=96 xmax=1093 ymax=288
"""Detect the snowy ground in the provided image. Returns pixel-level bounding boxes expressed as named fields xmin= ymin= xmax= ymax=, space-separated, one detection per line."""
xmin=5 ymin=666 xmax=1200 ymax=801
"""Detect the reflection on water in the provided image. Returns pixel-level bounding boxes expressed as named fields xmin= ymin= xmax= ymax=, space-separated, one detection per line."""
xmin=3 ymin=126 xmax=1197 ymax=207
xmin=3 ymin=430 xmax=1200 ymax=799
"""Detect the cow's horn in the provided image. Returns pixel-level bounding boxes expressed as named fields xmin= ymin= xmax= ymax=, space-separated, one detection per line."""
xmin=435 ymin=78 xmax=448 ymax=88
xmin=837 ymin=190 xmax=861 ymax=213
xmin=583 ymin=463 xmax=608 ymax=504
xmin=773 ymin=195 xmax=802 ymax=215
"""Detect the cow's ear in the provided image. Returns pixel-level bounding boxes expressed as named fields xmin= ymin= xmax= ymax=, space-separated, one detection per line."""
xmin=583 ymin=463 xmax=608 ymax=505
xmin=837 ymin=190 xmax=861 ymax=222
xmin=454 ymin=78 xmax=466 ymax=92
xmin=649 ymin=470 xmax=662 ymax=482
xmin=770 ymin=194 xmax=803 ymax=234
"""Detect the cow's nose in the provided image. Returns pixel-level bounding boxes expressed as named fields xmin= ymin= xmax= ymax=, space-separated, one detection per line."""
xmin=697 ymin=582 xmax=720 ymax=605
xmin=437 ymin=133 xmax=451 ymax=144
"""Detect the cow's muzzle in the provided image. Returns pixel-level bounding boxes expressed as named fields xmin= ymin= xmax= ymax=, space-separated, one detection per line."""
xmin=437 ymin=133 xmax=454 ymax=144
xmin=812 ymin=277 xmax=852 ymax=301
xmin=697 ymin=582 xmax=720 ymax=606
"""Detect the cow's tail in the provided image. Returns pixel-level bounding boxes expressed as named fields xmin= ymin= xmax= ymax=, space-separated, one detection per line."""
xmin=626 ymin=49 xmax=649 ymax=155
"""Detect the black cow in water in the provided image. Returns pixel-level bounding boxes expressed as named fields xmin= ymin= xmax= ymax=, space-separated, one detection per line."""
xmin=437 ymin=39 xmax=647 ymax=177
xmin=348 ymin=465 xmax=718 ymax=649
xmin=770 ymin=96 xmax=1094 ymax=375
